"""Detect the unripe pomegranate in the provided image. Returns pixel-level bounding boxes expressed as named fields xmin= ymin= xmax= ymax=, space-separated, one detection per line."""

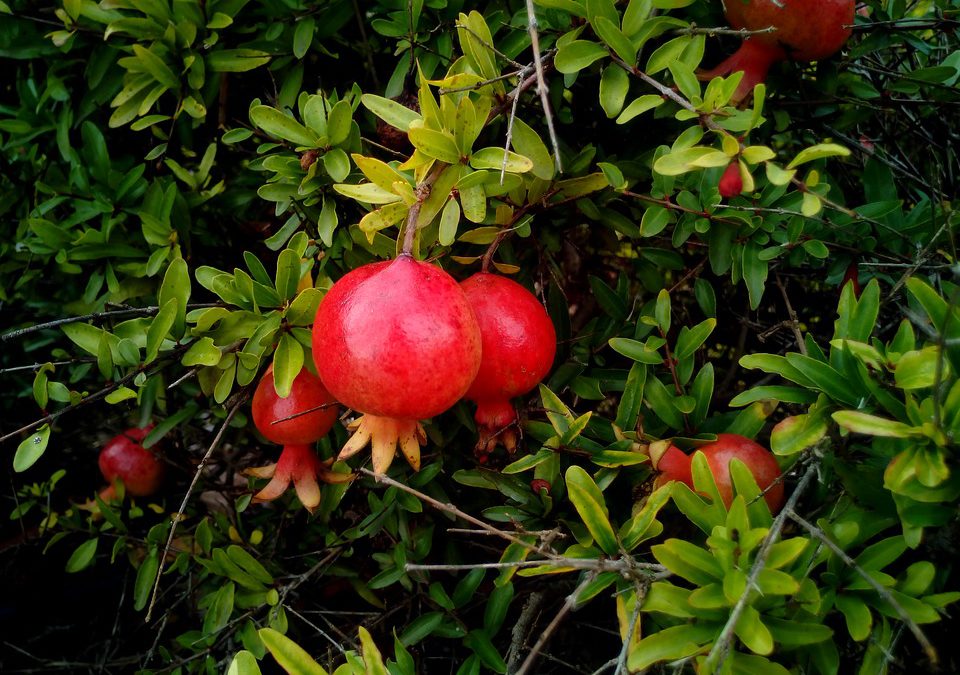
xmin=312 ymin=254 xmax=482 ymax=474
xmin=460 ymin=273 xmax=556 ymax=455
xmin=247 ymin=364 xmax=345 ymax=512
xmin=97 ymin=426 xmax=165 ymax=501
xmin=718 ymin=162 xmax=744 ymax=198
xmin=699 ymin=0 xmax=855 ymax=104
xmin=651 ymin=434 xmax=785 ymax=513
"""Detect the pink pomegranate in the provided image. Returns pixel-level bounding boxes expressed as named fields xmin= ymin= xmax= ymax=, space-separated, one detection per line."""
xmin=98 ymin=425 xmax=165 ymax=501
xmin=460 ymin=273 xmax=556 ymax=455
xmin=700 ymin=0 xmax=854 ymax=103
xmin=650 ymin=434 xmax=785 ymax=513
xmin=312 ymin=254 xmax=482 ymax=474
xmin=248 ymin=364 xmax=346 ymax=512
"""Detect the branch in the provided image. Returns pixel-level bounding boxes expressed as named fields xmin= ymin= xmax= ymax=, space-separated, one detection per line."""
xmin=787 ymin=509 xmax=938 ymax=664
xmin=514 ymin=572 xmax=597 ymax=675
xmin=524 ymin=0 xmax=562 ymax=173
xmin=1 ymin=304 xmax=220 ymax=342
xmin=506 ymin=591 xmax=545 ymax=673
xmin=145 ymin=393 xmax=248 ymax=622
xmin=0 ymin=341 xmax=196 ymax=446
xmin=401 ymin=163 xmax=447 ymax=256
xmin=702 ymin=460 xmax=819 ymax=672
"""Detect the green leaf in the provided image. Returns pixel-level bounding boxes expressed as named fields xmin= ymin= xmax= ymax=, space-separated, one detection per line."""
xmin=895 ymin=347 xmax=945 ymax=390
xmin=134 ymin=550 xmax=159 ymax=611
xmin=259 ymin=627 xmax=329 ymax=674
xmin=250 ymin=105 xmax=318 ymax=147
xmin=399 ymin=612 xmax=444 ymax=646
xmin=146 ymin=300 xmax=177 ymax=362
xmin=675 ymin=319 xmax=716 ymax=359
xmin=565 ymin=465 xmax=619 ymax=555
xmin=836 ymin=595 xmax=872 ymax=641
xmin=628 ymin=624 xmax=715 ymax=671
xmin=208 ymin=49 xmax=272 ymax=72
xmin=227 ymin=651 xmax=263 ymax=675
xmin=361 ymin=94 xmax=422 ymax=131
xmin=615 ymin=362 xmax=646 ymax=431
xmin=13 ymin=424 xmax=51 ymax=472
xmin=555 ymin=40 xmax=607 ymax=73
xmin=438 ymin=198 xmax=461 ymax=246
xmin=292 ymin=17 xmax=315 ymax=59
xmin=770 ymin=412 xmax=828 ymax=456
xmin=408 ymin=126 xmax=461 ymax=164
xmin=594 ymin=17 xmax=636 ymax=64
xmin=832 ymin=411 xmax=922 ymax=438
xmin=470 ymin=147 xmax=533 ymax=173
xmin=159 ymin=257 xmax=190 ymax=338
xmin=273 ymin=334 xmax=304 ymax=398
xmin=65 ymin=537 xmax=99 ymax=573
xmin=616 ymin=95 xmax=664 ymax=124
xmin=652 ymin=539 xmax=722 ymax=584
xmin=275 ymin=249 xmax=301 ymax=301
xmin=358 ymin=626 xmax=387 ymax=675
xmin=132 ymin=44 xmax=178 ymax=89
xmin=326 ymin=100 xmax=353 ymax=146
xmin=182 ymin=337 xmax=222 ymax=367
xmin=609 ymin=338 xmax=662 ymax=364
xmin=511 ymin=118 xmax=554 ymax=180
xmin=786 ymin=143 xmax=851 ymax=169
xmin=735 ymin=604 xmax=774 ymax=655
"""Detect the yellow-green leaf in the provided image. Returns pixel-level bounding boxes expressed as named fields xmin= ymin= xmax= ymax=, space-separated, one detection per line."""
xmin=565 ymin=465 xmax=618 ymax=555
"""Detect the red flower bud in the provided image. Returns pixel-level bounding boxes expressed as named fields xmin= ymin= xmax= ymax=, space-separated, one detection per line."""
xmin=718 ymin=162 xmax=743 ymax=198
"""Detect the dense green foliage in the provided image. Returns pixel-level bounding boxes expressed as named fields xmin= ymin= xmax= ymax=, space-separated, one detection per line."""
xmin=2 ymin=0 xmax=959 ymax=673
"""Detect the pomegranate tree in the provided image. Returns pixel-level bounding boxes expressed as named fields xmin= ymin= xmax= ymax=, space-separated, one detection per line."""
xmin=312 ymin=254 xmax=482 ymax=474
xmin=248 ymin=364 xmax=345 ymax=512
xmin=650 ymin=433 xmax=785 ymax=512
xmin=699 ymin=0 xmax=854 ymax=103
xmin=97 ymin=425 xmax=165 ymax=502
xmin=460 ymin=272 xmax=556 ymax=455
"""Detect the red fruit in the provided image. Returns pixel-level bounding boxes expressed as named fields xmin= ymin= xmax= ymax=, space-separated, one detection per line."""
xmin=650 ymin=434 xmax=784 ymax=512
xmin=98 ymin=426 xmax=165 ymax=499
xmin=718 ymin=162 xmax=744 ymax=198
xmin=248 ymin=365 xmax=345 ymax=512
xmin=699 ymin=0 xmax=854 ymax=103
xmin=312 ymin=254 xmax=482 ymax=474
xmin=460 ymin=273 xmax=557 ymax=455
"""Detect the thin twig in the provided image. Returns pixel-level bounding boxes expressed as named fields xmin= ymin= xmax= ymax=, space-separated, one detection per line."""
xmin=775 ymin=274 xmax=807 ymax=356
xmin=515 ymin=573 xmax=597 ymax=675
xmin=702 ymin=460 xmax=819 ymax=672
xmin=507 ymin=591 xmax=545 ymax=673
xmin=145 ymin=395 xmax=247 ymax=622
xmin=614 ymin=584 xmax=644 ymax=675
xmin=1 ymin=304 xmax=219 ymax=342
xmin=787 ymin=509 xmax=938 ymax=664
xmin=524 ymin=0 xmax=562 ymax=173
xmin=401 ymin=163 xmax=446 ymax=256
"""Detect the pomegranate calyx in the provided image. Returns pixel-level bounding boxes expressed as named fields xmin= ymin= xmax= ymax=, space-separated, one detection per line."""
xmin=338 ymin=414 xmax=427 ymax=475
xmin=474 ymin=399 xmax=521 ymax=456
xmin=246 ymin=444 xmax=351 ymax=513
xmin=697 ymin=39 xmax=785 ymax=104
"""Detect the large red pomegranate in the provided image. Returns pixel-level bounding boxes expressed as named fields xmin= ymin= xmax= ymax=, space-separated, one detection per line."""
xmin=651 ymin=433 xmax=785 ymax=513
xmin=248 ymin=364 xmax=345 ymax=512
xmin=312 ymin=254 xmax=482 ymax=474
xmin=460 ymin=272 xmax=556 ymax=455
xmin=98 ymin=425 xmax=165 ymax=500
xmin=699 ymin=0 xmax=854 ymax=103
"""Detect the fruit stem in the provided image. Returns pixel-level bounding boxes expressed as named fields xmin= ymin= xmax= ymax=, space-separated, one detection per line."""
xmin=401 ymin=163 xmax=446 ymax=256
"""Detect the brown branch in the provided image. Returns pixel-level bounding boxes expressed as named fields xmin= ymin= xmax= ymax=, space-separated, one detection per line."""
xmin=515 ymin=573 xmax=597 ymax=675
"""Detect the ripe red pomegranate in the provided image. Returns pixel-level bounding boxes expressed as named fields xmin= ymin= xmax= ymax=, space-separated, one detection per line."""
xmin=460 ymin=273 xmax=556 ymax=455
xmin=699 ymin=0 xmax=854 ymax=103
xmin=651 ymin=434 xmax=784 ymax=512
xmin=718 ymin=162 xmax=744 ymax=198
xmin=248 ymin=364 xmax=345 ymax=512
xmin=312 ymin=254 xmax=482 ymax=474
xmin=98 ymin=425 xmax=165 ymax=501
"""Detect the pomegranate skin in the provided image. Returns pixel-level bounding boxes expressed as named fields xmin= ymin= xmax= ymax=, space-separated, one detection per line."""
xmin=702 ymin=0 xmax=854 ymax=102
xmin=698 ymin=433 xmax=785 ymax=513
xmin=461 ymin=273 xmax=556 ymax=404
xmin=98 ymin=426 xmax=165 ymax=497
xmin=723 ymin=0 xmax=854 ymax=62
xmin=312 ymin=255 xmax=482 ymax=420
xmin=252 ymin=365 xmax=338 ymax=445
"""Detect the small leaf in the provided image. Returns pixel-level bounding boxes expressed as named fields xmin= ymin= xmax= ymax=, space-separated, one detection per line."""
xmin=273 ymin=334 xmax=304 ymax=398
xmin=565 ymin=466 xmax=619 ymax=555
xmin=65 ymin=537 xmax=99 ymax=573
xmin=787 ymin=143 xmax=851 ymax=169
xmin=250 ymin=105 xmax=318 ymax=147
xmin=13 ymin=424 xmax=51 ymax=472
xmin=832 ymin=411 xmax=922 ymax=438
xmin=259 ymin=627 xmax=329 ymax=675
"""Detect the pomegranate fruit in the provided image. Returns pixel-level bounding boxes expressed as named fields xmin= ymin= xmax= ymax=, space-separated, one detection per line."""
xmin=650 ymin=434 xmax=785 ymax=512
xmin=247 ymin=364 xmax=346 ymax=512
xmin=718 ymin=162 xmax=744 ymax=198
xmin=97 ymin=426 xmax=165 ymax=502
xmin=460 ymin=272 xmax=556 ymax=455
xmin=312 ymin=254 xmax=482 ymax=474
xmin=699 ymin=0 xmax=855 ymax=104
